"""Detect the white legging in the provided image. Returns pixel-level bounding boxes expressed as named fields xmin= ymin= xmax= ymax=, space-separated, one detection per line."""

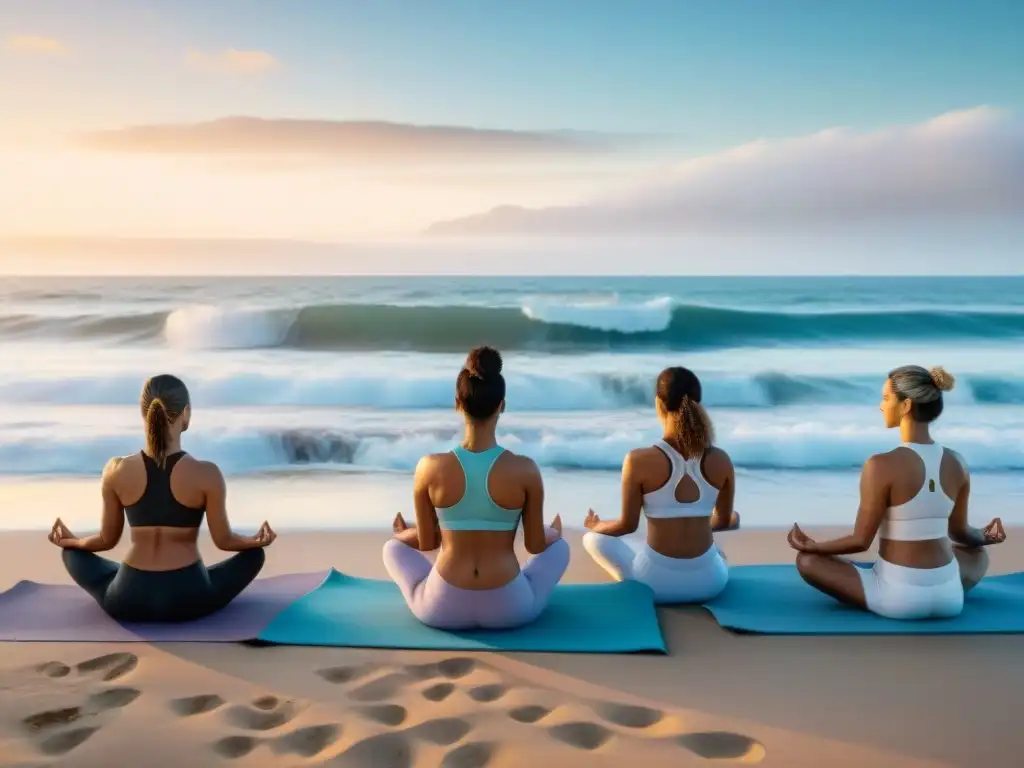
xmin=857 ymin=557 xmax=964 ymax=619
xmin=582 ymin=532 xmax=728 ymax=604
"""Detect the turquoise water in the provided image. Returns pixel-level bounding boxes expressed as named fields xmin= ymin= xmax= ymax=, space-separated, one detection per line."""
xmin=0 ymin=275 xmax=1021 ymax=527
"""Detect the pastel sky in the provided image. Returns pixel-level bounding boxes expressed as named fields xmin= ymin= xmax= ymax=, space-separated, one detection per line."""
xmin=1 ymin=0 xmax=1022 ymax=264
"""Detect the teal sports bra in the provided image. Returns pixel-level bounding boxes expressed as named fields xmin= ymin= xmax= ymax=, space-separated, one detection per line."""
xmin=435 ymin=445 xmax=522 ymax=532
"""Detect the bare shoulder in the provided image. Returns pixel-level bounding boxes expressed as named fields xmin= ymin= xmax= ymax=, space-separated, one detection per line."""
xmin=415 ymin=451 xmax=447 ymax=473
xmin=624 ymin=446 xmax=662 ymax=470
xmin=187 ymin=457 xmax=225 ymax=488
xmin=103 ymin=454 xmax=128 ymax=475
xmin=702 ymin=446 xmax=734 ymax=472
xmin=500 ymin=449 xmax=541 ymax=479
xmin=862 ymin=450 xmax=897 ymax=480
xmin=104 ymin=452 xmax=144 ymax=479
xmin=414 ymin=451 xmax=449 ymax=485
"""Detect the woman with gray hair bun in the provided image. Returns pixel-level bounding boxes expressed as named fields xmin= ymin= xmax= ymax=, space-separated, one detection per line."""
xmin=787 ymin=364 xmax=1004 ymax=620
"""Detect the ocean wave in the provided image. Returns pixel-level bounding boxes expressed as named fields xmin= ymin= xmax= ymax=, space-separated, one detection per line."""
xmin=521 ymin=296 xmax=675 ymax=333
xmin=4 ymin=368 xmax=1024 ymax=408
xmin=3 ymin=422 xmax=1023 ymax=476
xmin=4 ymin=300 xmax=1024 ymax=351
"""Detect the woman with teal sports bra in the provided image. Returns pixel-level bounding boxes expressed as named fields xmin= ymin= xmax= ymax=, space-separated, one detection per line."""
xmin=384 ymin=346 xmax=570 ymax=629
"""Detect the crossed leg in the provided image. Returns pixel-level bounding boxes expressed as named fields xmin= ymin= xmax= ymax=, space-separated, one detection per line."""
xmin=794 ymin=552 xmax=867 ymax=609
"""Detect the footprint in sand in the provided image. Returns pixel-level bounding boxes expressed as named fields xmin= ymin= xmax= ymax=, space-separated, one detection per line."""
xmin=74 ymin=652 xmax=138 ymax=682
xmin=677 ymin=731 xmax=766 ymax=763
xmin=38 ymin=726 xmax=101 ymax=756
xmin=223 ymin=697 xmax=300 ymax=731
xmin=507 ymin=705 xmax=552 ymax=724
xmin=405 ymin=657 xmax=479 ymax=682
xmin=252 ymin=695 xmax=279 ymax=711
xmin=404 ymin=717 xmax=473 ymax=747
xmin=592 ymin=702 xmax=664 ymax=729
xmin=354 ymin=704 xmax=408 ymax=727
xmin=349 ymin=673 xmax=414 ymax=703
xmin=169 ymin=694 xmax=226 ymax=717
xmin=274 ymin=724 xmax=341 ymax=758
xmin=331 ymin=731 xmax=414 ymax=768
xmin=201 ymin=692 xmax=340 ymax=760
xmin=212 ymin=722 xmax=344 ymax=761
xmin=422 ymin=682 xmax=456 ymax=702
xmin=19 ymin=654 xmax=143 ymax=757
xmin=23 ymin=707 xmax=82 ymax=732
xmin=87 ymin=687 xmax=141 ymax=710
xmin=467 ymin=683 xmax=508 ymax=704
xmin=317 ymin=664 xmax=374 ymax=686
xmin=547 ymin=722 xmax=613 ymax=751
xmin=436 ymin=658 xmax=476 ymax=679
xmin=212 ymin=734 xmax=260 ymax=759
xmin=34 ymin=662 xmax=70 ymax=679
xmin=440 ymin=741 xmax=497 ymax=768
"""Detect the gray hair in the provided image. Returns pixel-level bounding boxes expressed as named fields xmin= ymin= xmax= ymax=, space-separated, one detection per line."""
xmin=888 ymin=365 xmax=954 ymax=423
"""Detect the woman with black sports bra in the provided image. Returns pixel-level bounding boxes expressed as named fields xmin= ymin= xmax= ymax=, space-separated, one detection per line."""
xmin=47 ymin=374 xmax=276 ymax=623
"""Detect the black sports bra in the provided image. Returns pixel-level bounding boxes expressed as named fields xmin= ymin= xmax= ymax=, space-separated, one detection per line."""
xmin=124 ymin=451 xmax=206 ymax=528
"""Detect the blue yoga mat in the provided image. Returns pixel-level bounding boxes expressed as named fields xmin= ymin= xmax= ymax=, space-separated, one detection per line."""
xmin=257 ymin=570 xmax=666 ymax=653
xmin=704 ymin=564 xmax=1024 ymax=634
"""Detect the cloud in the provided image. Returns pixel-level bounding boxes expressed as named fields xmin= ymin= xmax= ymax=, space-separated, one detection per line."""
xmin=6 ymin=35 xmax=66 ymax=56
xmin=184 ymin=48 xmax=280 ymax=75
xmin=76 ymin=117 xmax=616 ymax=164
xmin=425 ymin=107 xmax=1024 ymax=235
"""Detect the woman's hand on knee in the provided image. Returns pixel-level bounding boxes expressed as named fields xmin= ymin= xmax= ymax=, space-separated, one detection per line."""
xmin=983 ymin=518 xmax=1007 ymax=545
xmin=48 ymin=518 xmax=77 ymax=549
xmin=787 ymin=523 xmax=819 ymax=553
xmin=254 ymin=521 xmax=277 ymax=548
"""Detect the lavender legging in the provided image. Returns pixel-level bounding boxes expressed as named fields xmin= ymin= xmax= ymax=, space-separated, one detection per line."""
xmin=382 ymin=532 xmax=570 ymax=630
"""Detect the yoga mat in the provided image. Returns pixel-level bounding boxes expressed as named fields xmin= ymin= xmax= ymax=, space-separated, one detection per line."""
xmin=0 ymin=571 xmax=329 ymax=642
xmin=704 ymin=564 xmax=1024 ymax=634
xmin=257 ymin=570 xmax=667 ymax=653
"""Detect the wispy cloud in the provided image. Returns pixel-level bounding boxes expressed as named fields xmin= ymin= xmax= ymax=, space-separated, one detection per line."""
xmin=184 ymin=48 xmax=280 ymax=75
xmin=426 ymin=107 xmax=1024 ymax=235
xmin=77 ymin=117 xmax=618 ymax=164
xmin=5 ymin=35 xmax=66 ymax=56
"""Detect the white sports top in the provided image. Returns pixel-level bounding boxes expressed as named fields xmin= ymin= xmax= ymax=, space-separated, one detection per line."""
xmin=642 ymin=441 xmax=719 ymax=519
xmin=879 ymin=442 xmax=954 ymax=541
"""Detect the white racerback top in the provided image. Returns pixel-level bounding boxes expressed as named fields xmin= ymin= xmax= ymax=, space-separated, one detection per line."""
xmin=642 ymin=441 xmax=719 ymax=519
xmin=879 ymin=442 xmax=954 ymax=541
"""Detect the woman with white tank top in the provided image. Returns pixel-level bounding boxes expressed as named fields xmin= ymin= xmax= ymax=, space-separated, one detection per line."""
xmin=788 ymin=365 xmax=1005 ymax=620
xmin=582 ymin=367 xmax=739 ymax=603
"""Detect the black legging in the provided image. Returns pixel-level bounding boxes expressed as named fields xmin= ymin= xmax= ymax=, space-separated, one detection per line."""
xmin=62 ymin=548 xmax=266 ymax=623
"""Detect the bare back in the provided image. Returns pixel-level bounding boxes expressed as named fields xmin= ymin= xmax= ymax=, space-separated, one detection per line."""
xmin=107 ymin=452 xmax=216 ymax=571
xmin=626 ymin=442 xmax=734 ymax=558
xmin=414 ymin=448 xmax=544 ymax=589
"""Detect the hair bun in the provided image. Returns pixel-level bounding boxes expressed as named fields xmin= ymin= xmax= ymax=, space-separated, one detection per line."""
xmin=465 ymin=346 xmax=503 ymax=379
xmin=929 ymin=366 xmax=955 ymax=392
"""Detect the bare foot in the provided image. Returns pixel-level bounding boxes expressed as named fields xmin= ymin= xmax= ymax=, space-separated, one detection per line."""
xmin=393 ymin=513 xmax=408 ymax=534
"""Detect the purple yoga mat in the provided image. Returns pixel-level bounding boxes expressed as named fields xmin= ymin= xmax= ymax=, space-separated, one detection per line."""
xmin=0 ymin=571 xmax=329 ymax=642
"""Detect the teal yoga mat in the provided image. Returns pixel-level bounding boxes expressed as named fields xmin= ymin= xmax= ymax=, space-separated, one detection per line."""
xmin=257 ymin=570 xmax=666 ymax=653
xmin=704 ymin=564 xmax=1024 ymax=634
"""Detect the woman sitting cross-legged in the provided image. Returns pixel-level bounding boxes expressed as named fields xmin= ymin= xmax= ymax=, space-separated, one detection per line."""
xmin=48 ymin=374 xmax=276 ymax=622
xmin=384 ymin=346 xmax=570 ymax=630
xmin=582 ymin=366 xmax=738 ymax=604
xmin=788 ymin=365 xmax=1004 ymax=620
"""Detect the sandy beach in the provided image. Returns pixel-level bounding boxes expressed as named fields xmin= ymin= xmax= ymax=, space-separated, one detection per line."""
xmin=2 ymin=526 xmax=1021 ymax=767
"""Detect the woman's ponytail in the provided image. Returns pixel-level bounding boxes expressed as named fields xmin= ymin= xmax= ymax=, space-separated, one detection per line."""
xmin=145 ymin=397 xmax=170 ymax=467
xmin=675 ymin=395 xmax=714 ymax=460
